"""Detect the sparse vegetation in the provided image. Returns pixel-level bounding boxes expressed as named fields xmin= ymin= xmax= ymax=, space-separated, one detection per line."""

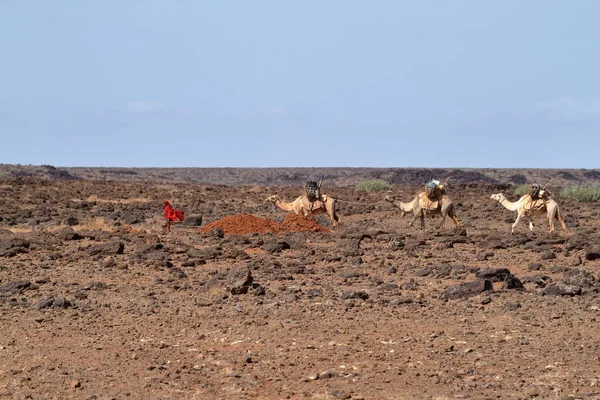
xmin=514 ymin=184 xmax=530 ymax=197
xmin=560 ymin=186 xmax=600 ymax=202
xmin=356 ymin=179 xmax=391 ymax=192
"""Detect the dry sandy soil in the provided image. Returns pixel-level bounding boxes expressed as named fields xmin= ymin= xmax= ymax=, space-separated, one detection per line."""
xmin=1 ymin=178 xmax=600 ymax=400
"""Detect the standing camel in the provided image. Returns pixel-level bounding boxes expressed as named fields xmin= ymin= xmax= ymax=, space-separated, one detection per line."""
xmin=266 ymin=194 xmax=341 ymax=228
xmin=490 ymin=193 xmax=568 ymax=234
xmin=385 ymin=193 xmax=460 ymax=231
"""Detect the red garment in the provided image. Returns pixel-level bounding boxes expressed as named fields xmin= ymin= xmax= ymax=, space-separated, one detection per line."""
xmin=163 ymin=201 xmax=185 ymax=222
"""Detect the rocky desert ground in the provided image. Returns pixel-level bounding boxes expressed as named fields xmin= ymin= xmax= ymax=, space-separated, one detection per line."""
xmin=1 ymin=176 xmax=600 ymax=400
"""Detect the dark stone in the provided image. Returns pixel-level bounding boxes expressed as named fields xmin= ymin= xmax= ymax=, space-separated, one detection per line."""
xmin=87 ymin=241 xmax=124 ymax=256
xmin=441 ymin=279 xmax=493 ymax=300
xmin=122 ymin=214 xmax=142 ymax=225
xmin=391 ymin=239 xmax=405 ymax=250
xmin=528 ymin=263 xmax=543 ymax=271
xmin=249 ymin=284 xmax=265 ymax=296
xmin=349 ymin=257 xmax=363 ymax=267
xmin=476 ymin=268 xmax=512 ymax=282
xmin=227 ymin=267 xmax=253 ymax=295
xmin=83 ymin=281 xmax=107 ymax=290
xmin=585 ymin=247 xmax=600 ymax=261
xmin=475 ymin=252 xmax=494 ymax=261
xmin=540 ymin=251 xmax=556 ymax=260
xmin=522 ymin=274 xmax=551 ymax=288
xmin=339 ymin=271 xmax=365 ymax=279
xmin=0 ymin=280 xmax=31 ymax=297
xmin=262 ymin=240 xmax=290 ymax=254
xmin=187 ymin=246 xmax=221 ymax=260
xmin=65 ymin=216 xmax=79 ymax=226
xmin=52 ymin=297 xmax=72 ymax=308
xmin=503 ymin=275 xmax=524 ymax=290
xmin=0 ymin=238 xmax=30 ymax=257
xmin=542 ymin=284 xmax=582 ymax=296
xmin=378 ymin=283 xmax=400 ymax=292
xmin=413 ymin=268 xmax=431 ymax=277
xmin=563 ymin=269 xmax=595 ymax=288
xmin=168 ymin=267 xmax=187 ymax=279
xmin=183 ymin=214 xmax=203 ymax=227
xmin=34 ymin=297 xmax=72 ymax=309
xmin=306 ymin=288 xmax=323 ymax=298
xmin=56 ymin=228 xmax=82 ymax=241
xmin=503 ymin=302 xmax=522 ymax=311
xmin=390 ymin=297 xmax=413 ymax=305
xmin=35 ymin=297 xmax=56 ymax=309
xmin=340 ymin=291 xmax=369 ymax=300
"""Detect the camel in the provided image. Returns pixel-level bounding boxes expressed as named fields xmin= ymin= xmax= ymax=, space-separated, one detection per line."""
xmin=490 ymin=193 xmax=568 ymax=234
xmin=265 ymin=194 xmax=341 ymax=228
xmin=385 ymin=193 xmax=460 ymax=231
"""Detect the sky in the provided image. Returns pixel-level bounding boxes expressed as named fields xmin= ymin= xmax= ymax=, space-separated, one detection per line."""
xmin=0 ymin=1 xmax=599 ymax=168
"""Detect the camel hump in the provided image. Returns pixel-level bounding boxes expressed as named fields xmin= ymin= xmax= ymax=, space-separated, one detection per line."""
xmin=419 ymin=197 xmax=439 ymax=210
xmin=525 ymin=197 xmax=546 ymax=210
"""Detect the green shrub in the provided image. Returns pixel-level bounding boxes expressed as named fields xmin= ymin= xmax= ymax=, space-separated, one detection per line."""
xmin=513 ymin=184 xmax=530 ymax=197
xmin=560 ymin=186 xmax=600 ymax=202
xmin=356 ymin=179 xmax=391 ymax=192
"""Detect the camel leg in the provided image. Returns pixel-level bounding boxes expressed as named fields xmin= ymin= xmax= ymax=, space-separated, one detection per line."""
xmin=439 ymin=213 xmax=446 ymax=230
xmin=555 ymin=210 xmax=568 ymax=234
xmin=326 ymin=201 xmax=340 ymax=228
xmin=511 ymin=213 xmax=522 ymax=234
xmin=420 ymin=211 xmax=425 ymax=230
xmin=408 ymin=211 xmax=419 ymax=227
xmin=448 ymin=209 xmax=460 ymax=231
xmin=528 ymin=219 xmax=534 ymax=231
xmin=548 ymin=212 xmax=555 ymax=233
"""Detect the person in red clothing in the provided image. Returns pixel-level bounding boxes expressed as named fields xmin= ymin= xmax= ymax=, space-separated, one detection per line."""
xmin=162 ymin=200 xmax=185 ymax=232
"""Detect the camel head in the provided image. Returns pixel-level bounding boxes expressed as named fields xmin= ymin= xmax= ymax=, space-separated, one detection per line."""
xmin=490 ymin=193 xmax=505 ymax=202
xmin=265 ymin=194 xmax=281 ymax=204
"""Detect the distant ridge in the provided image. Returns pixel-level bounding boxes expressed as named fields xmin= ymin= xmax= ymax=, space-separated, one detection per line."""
xmin=1 ymin=164 xmax=599 ymax=187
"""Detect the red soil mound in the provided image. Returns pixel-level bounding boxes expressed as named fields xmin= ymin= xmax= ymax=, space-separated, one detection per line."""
xmin=280 ymin=213 xmax=331 ymax=233
xmin=199 ymin=213 xmax=330 ymax=235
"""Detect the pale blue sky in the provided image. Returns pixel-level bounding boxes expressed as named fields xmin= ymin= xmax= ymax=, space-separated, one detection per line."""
xmin=1 ymin=1 xmax=598 ymax=168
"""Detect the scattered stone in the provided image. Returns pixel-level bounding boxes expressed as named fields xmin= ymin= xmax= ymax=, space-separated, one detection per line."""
xmin=340 ymin=291 xmax=369 ymax=300
xmin=542 ymin=284 xmax=582 ymax=296
xmin=0 ymin=280 xmax=31 ymax=297
xmin=441 ymin=280 xmax=493 ymax=300
xmin=262 ymin=240 xmax=291 ymax=254
xmin=349 ymin=257 xmax=363 ymax=267
xmin=476 ymin=268 xmax=512 ymax=282
xmin=168 ymin=267 xmax=188 ymax=279
xmin=528 ymin=263 xmax=543 ymax=271
xmin=0 ymin=238 xmax=30 ymax=257
xmin=413 ymin=268 xmax=431 ymax=277
xmin=83 ymin=282 xmax=107 ymax=291
xmin=475 ymin=251 xmax=494 ymax=261
xmin=306 ymin=288 xmax=323 ymax=298
xmin=227 ymin=267 xmax=253 ymax=295
xmin=319 ymin=369 xmax=340 ymax=379
xmin=503 ymin=302 xmax=522 ymax=311
xmin=390 ymin=297 xmax=413 ymax=306
xmin=87 ymin=241 xmax=124 ymax=256
xmin=65 ymin=216 xmax=79 ymax=226
xmin=183 ymin=214 xmax=203 ymax=226
xmin=540 ymin=251 xmax=556 ymax=260
xmin=585 ymin=247 xmax=600 ymax=261
xmin=503 ymin=275 xmax=524 ymax=290
xmin=122 ymin=214 xmax=142 ymax=225
xmin=56 ymin=228 xmax=82 ymax=241
xmin=563 ymin=269 xmax=595 ymax=288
